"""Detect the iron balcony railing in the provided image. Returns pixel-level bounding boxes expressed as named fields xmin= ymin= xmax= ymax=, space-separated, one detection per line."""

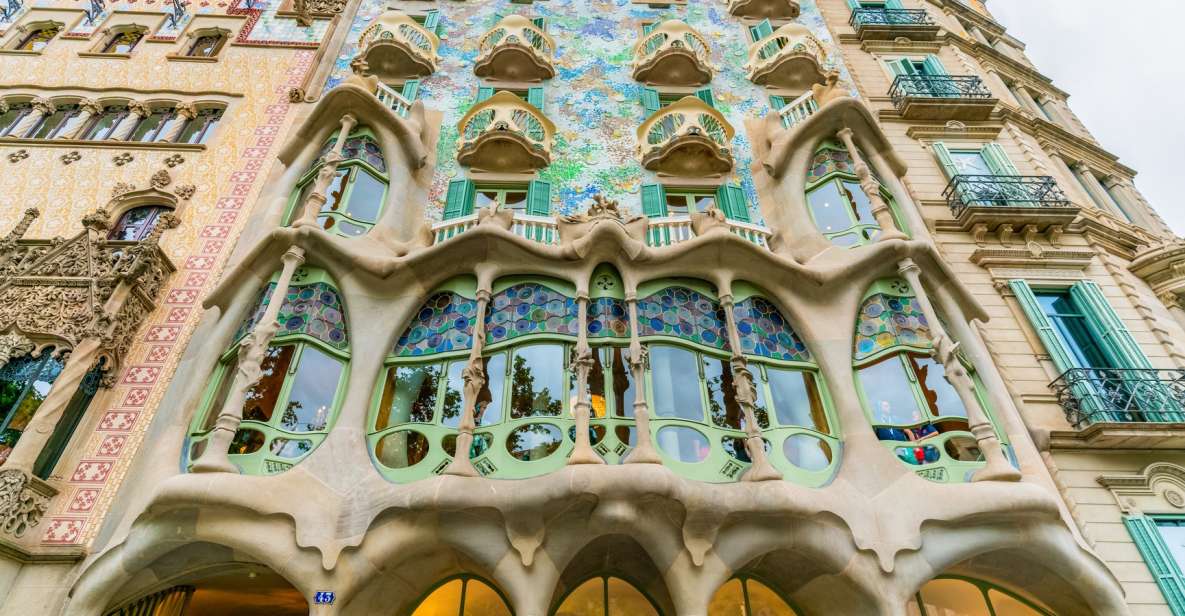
xmin=889 ymin=74 xmax=993 ymax=109
xmin=943 ymin=174 xmax=1069 ymax=216
xmin=1051 ymin=368 xmax=1185 ymax=428
xmin=849 ymin=8 xmax=935 ymax=28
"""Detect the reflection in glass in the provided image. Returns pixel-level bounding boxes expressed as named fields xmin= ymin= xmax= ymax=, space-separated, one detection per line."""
xmin=768 ymin=369 xmax=827 ymax=432
xmin=377 ymin=364 xmax=440 ymax=429
xmin=439 ymin=361 xmax=465 ymax=428
xmin=270 ymin=437 xmax=313 ymax=458
xmin=783 ymin=434 xmax=831 ymax=471
xmin=443 ymin=433 xmax=493 ymax=459
xmin=707 ymin=578 xmax=746 ymax=616
xmin=745 ymin=578 xmax=797 ymax=615
xmin=506 ymin=423 xmax=562 ymax=461
xmin=704 ymin=355 xmax=742 ymax=430
xmin=375 ymin=430 xmax=430 ymax=468
xmin=476 ymin=353 xmax=506 ymax=426
xmin=858 ymin=357 xmax=924 ymax=426
xmin=242 ymin=346 xmax=294 ymax=424
xmin=807 ymin=181 xmax=850 ymax=235
xmin=510 ymin=345 xmax=565 ymax=419
xmin=650 ymin=345 xmax=704 ymax=421
xmin=279 ymin=346 xmax=342 ymax=433
xmin=657 ymin=426 xmax=709 ymax=463
xmin=229 ymin=429 xmax=265 ymax=454
xmin=910 ymin=355 xmax=967 ymax=418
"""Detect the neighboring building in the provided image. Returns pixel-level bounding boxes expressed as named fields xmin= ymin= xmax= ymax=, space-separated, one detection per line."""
xmin=0 ymin=0 xmax=1181 ymax=613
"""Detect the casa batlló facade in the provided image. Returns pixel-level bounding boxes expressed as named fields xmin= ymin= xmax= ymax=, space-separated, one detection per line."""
xmin=1 ymin=0 xmax=1184 ymax=613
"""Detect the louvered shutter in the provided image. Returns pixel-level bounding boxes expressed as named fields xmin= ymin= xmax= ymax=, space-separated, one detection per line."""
xmin=716 ymin=184 xmax=750 ymax=222
xmin=444 ymin=179 xmax=476 ymax=220
xmin=922 ymin=54 xmax=948 ymax=76
xmin=526 ymin=180 xmax=551 ymax=216
xmin=423 ymin=10 xmax=440 ymax=35
xmin=476 ymin=86 xmax=494 ymax=103
xmin=527 ymin=87 xmax=544 ymax=109
xmin=641 ymin=88 xmax=661 ymax=115
xmin=1069 ymin=280 xmax=1153 ymax=370
xmin=641 ymin=183 xmax=667 ymax=217
xmin=752 ymin=19 xmax=774 ymax=40
xmin=694 ymin=87 xmax=715 ymax=108
xmin=981 ymin=143 xmax=1020 ymax=176
xmin=1125 ymin=516 xmax=1185 ymax=614
xmin=401 ymin=79 xmax=420 ymax=102
xmin=931 ymin=142 xmax=960 ymax=179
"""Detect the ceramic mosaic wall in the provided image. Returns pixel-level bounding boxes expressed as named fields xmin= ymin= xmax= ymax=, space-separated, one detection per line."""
xmin=486 ymin=283 xmax=580 ymax=344
xmin=733 ymin=297 xmax=811 ymax=362
xmin=394 ymin=292 xmax=479 ymax=356
xmin=236 ymin=281 xmax=349 ymax=349
xmin=324 ymin=0 xmax=855 ymax=224
xmin=637 ymin=287 xmax=728 ymax=350
xmin=853 ymin=294 xmax=933 ymax=361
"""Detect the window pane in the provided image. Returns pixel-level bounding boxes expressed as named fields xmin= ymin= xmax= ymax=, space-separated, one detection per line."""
xmin=807 ymin=181 xmax=854 ymax=234
xmin=650 ymin=345 xmax=704 ymax=421
xmin=858 ymin=356 xmax=925 ymax=426
xmin=506 ymin=422 xmax=563 ymax=461
xmin=510 ymin=345 xmax=565 ymax=418
xmin=609 ymin=347 xmax=636 ymax=418
xmin=1156 ymin=522 xmax=1185 ymax=574
xmin=177 ymin=113 xmax=219 ymax=145
xmin=377 ymin=364 xmax=440 ymax=429
xmin=918 ymin=579 xmax=991 ymax=616
xmin=584 ymin=347 xmax=608 ymax=419
xmin=693 ymin=194 xmax=716 ymax=213
xmin=29 ymin=109 xmax=70 ymax=139
xmin=0 ymin=355 xmax=63 ymax=465
xmin=503 ymin=191 xmax=528 ymax=210
xmin=110 ymin=206 xmax=164 ymax=241
xmin=656 ymin=425 xmax=710 ymax=463
xmin=704 ymin=355 xmax=742 ymax=430
xmin=242 ymin=345 xmax=296 ymax=424
xmin=783 ymin=434 xmax=831 ymax=471
xmin=129 ymin=111 xmax=168 ymax=142
xmin=439 ymin=361 xmax=465 ymax=428
xmin=841 ymin=180 xmax=877 ymax=224
xmin=463 ymin=579 xmax=511 ymax=616
xmin=279 ymin=345 xmax=342 ymax=432
xmin=910 ymin=355 xmax=967 ymax=419
xmin=342 ymin=167 xmax=386 ymax=223
xmin=987 ymin=590 xmax=1043 ymax=616
xmin=745 ymin=579 xmax=797 ymax=615
xmin=0 ymin=107 xmax=28 ymax=135
xmin=83 ymin=108 xmax=126 ymax=140
xmin=949 ymin=151 xmax=992 ymax=176
xmin=768 ymin=369 xmax=827 ymax=432
xmin=374 ymin=429 xmax=429 ymax=468
xmin=707 ymin=578 xmax=746 ymax=616
xmin=189 ymin=35 xmax=221 ymax=56
xmin=556 ymin=577 xmax=605 ymax=616
xmin=322 ymin=167 xmax=351 ymax=213
xmin=476 ymin=353 xmax=505 ymax=426
xmin=476 ymin=190 xmax=499 ymax=209
xmin=666 ymin=193 xmax=690 ymax=216
xmin=607 ymin=577 xmax=659 ymax=616
xmin=411 ymin=579 xmax=463 ymax=616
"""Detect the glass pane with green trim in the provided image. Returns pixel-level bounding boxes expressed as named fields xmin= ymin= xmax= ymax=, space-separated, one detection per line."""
xmin=704 ymin=355 xmax=743 ymax=430
xmin=909 ymin=355 xmax=967 ymax=419
xmin=377 ymin=364 xmax=440 ymax=428
xmin=476 ymin=353 xmax=507 ymax=426
xmin=438 ymin=361 xmax=466 ymax=427
xmin=858 ymin=356 xmax=924 ymax=427
xmin=243 ymin=345 xmax=296 ymax=424
xmin=509 ymin=345 xmax=565 ymax=418
xmin=768 ymin=369 xmax=828 ymax=432
xmin=650 ymin=345 xmax=705 ymax=421
xmin=1155 ymin=519 xmax=1185 ymax=573
xmin=279 ymin=346 xmax=342 ymax=432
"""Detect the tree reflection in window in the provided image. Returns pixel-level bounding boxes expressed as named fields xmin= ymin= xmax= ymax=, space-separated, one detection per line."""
xmin=510 ymin=345 xmax=564 ymax=419
xmin=109 ymin=205 xmax=170 ymax=241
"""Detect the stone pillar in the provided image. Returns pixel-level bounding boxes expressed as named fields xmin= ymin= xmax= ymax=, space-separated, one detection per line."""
xmin=1101 ymin=177 xmax=1150 ymax=227
xmin=623 ymin=294 xmax=661 ymax=464
xmin=1033 ymin=93 xmax=1071 ymax=130
xmin=60 ymin=99 xmax=102 ymax=140
xmin=1159 ymin=293 xmax=1185 ymax=334
xmin=295 ymin=113 xmax=358 ymax=227
xmin=981 ymin=69 xmax=1017 ymax=107
xmin=0 ymin=207 xmax=40 ymax=268
xmin=444 ymin=286 xmax=491 ymax=477
xmin=568 ymin=293 xmax=605 ymax=465
xmin=158 ymin=102 xmax=198 ymax=143
xmin=109 ymin=101 xmax=151 ymax=141
xmin=897 ymin=258 xmax=1020 ymax=482
xmin=190 ymin=246 xmax=307 ymax=473
xmin=1046 ymin=152 xmax=1092 ymax=207
xmin=1073 ymin=162 xmax=1125 ymax=218
xmin=968 ymin=25 xmax=991 ymax=46
xmin=9 ymin=97 xmax=53 ymax=138
xmin=720 ymin=291 xmax=781 ymax=482
xmin=837 ymin=127 xmax=907 ymax=241
xmin=1012 ymin=85 xmax=1044 ymax=117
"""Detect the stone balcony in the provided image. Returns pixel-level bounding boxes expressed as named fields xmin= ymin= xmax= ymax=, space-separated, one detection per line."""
xmin=633 ymin=20 xmax=713 ymax=86
xmin=726 ymin=0 xmax=799 ymax=20
xmin=848 ymin=8 xmax=940 ymax=41
xmin=474 ymin=15 xmax=555 ymax=82
xmin=889 ymin=75 xmax=997 ymax=121
xmin=637 ymin=97 xmax=733 ymax=177
xmin=745 ymin=23 xmax=828 ymax=90
xmin=355 ymin=10 xmax=438 ymax=82
xmin=456 ymin=90 xmax=554 ymax=173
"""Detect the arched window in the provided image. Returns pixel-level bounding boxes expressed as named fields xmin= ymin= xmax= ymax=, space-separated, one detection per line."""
xmin=27 ymin=103 xmax=84 ymax=139
xmin=907 ymin=576 xmax=1053 ymax=616
xmin=0 ymin=351 xmax=65 ymax=467
xmin=129 ymin=105 xmax=177 ymax=142
xmin=185 ymin=30 xmax=227 ymax=57
xmin=804 ymin=139 xmax=902 ymax=247
xmin=554 ymin=576 xmax=660 ymax=616
xmin=13 ymin=24 xmax=61 ymax=51
xmin=176 ymin=107 xmax=224 ymax=144
xmin=288 ymin=128 xmax=389 ymax=237
xmin=0 ymin=102 xmax=32 ymax=137
xmin=409 ymin=576 xmax=511 ymax=616
xmin=81 ymin=104 xmax=130 ymax=140
xmin=852 ymin=278 xmax=1000 ymax=482
xmin=100 ymin=27 xmax=146 ymax=54
xmin=109 ymin=206 xmax=171 ymax=241
xmin=708 ymin=576 xmax=799 ymax=615
xmin=187 ymin=267 xmax=349 ymax=475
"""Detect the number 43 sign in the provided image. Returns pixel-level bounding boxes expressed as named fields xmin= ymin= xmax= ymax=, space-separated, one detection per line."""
xmin=314 ymin=591 xmax=336 ymax=605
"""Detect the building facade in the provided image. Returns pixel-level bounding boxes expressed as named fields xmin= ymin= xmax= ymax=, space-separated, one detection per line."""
xmin=0 ymin=0 xmax=1183 ymax=613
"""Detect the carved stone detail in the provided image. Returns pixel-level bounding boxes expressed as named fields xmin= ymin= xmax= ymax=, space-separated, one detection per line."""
xmin=164 ymin=154 xmax=185 ymax=168
xmin=60 ymin=151 xmax=82 ymax=165
xmin=7 ymin=150 xmax=29 ymax=164
xmin=175 ymin=184 xmax=196 ymax=200
xmin=0 ymin=469 xmax=54 ymax=538
xmin=113 ymin=152 xmax=135 ymax=166
xmin=0 ymin=331 xmax=35 ymax=369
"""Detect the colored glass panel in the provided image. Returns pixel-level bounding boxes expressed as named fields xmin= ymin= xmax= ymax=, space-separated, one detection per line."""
xmin=637 ymin=287 xmax=728 ymax=350
xmin=394 ymin=292 xmax=477 ymax=356
xmin=486 ymin=283 xmax=579 ymax=344
xmin=806 ymin=146 xmax=854 ymax=184
xmin=237 ymin=281 xmax=348 ymax=350
xmin=587 ymin=297 xmax=629 ymax=338
xmin=854 ymin=293 xmax=932 ymax=360
xmin=732 ymin=297 xmax=810 ymax=362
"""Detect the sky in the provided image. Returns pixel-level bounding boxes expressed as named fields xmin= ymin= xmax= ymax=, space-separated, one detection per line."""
xmin=987 ymin=0 xmax=1185 ymax=236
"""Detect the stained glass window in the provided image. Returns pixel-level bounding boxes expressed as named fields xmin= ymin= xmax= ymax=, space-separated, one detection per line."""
xmin=16 ymin=25 xmax=61 ymax=51
xmin=0 ymin=352 xmax=64 ymax=467
xmin=485 ymin=283 xmax=579 ymax=344
xmin=394 ymin=292 xmax=478 ymax=356
xmin=636 ymin=286 xmax=728 ymax=350
xmin=102 ymin=29 xmax=144 ymax=54
xmin=187 ymin=33 xmax=225 ymax=57
xmin=854 ymin=293 xmax=932 ymax=360
xmin=732 ymin=296 xmax=810 ymax=362
xmin=236 ymin=281 xmax=349 ymax=350
xmin=588 ymin=297 xmax=629 ymax=339
xmin=291 ymin=129 xmax=388 ymax=237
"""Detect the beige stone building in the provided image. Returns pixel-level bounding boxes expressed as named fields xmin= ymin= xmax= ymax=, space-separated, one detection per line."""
xmin=0 ymin=0 xmax=1182 ymax=613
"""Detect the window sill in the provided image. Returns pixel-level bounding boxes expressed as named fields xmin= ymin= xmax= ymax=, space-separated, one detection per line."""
xmin=0 ymin=137 xmax=207 ymax=151
xmin=77 ymin=51 xmax=133 ymax=59
xmin=0 ymin=49 xmax=43 ymax=56
xmin=165 ymin=53 xmax=219 ymax=63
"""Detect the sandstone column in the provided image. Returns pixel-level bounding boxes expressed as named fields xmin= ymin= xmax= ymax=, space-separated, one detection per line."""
xmin=444 ymin=285 xmax=491 ymax=476
xmin=623 ymin=293 xmax=661 ymax=464
xmin=295 ymin=114 xmax=358 ymax=227
xmin=568 ymin=293 xmax=605 ymax=465
xmin=838 ymin=127 xmax=907 ymax=241
xmin=9 ymin=97 xmax=54 ymax=138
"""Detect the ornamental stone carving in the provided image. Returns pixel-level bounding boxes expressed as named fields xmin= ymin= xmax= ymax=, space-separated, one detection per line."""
xmin=151 ymin=169 xmax=172 ymax=189
xmin=79 ymin=99 xmax=104 ymax=116
xmin=174 ymin=184 xmax=196 ymax=200
xmin=0 ymin=469 xmax=54 ymax=538
xmin=30 ymin=97 xmax=56 ymax=116
xmin=7 ymin=150 xmax=28 ymax=164
xmin=0 ymin=331 xmax=35 ymax=368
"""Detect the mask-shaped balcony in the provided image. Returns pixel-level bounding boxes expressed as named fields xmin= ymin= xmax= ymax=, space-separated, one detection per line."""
xmin=356 ymin=11 xmax=439 ymax=82
xmin=638 ymin=96 xmax=734 ymax=176
xmin=473 ymin=15 xmax=556 ymax=82
xmin=633 ymin=20 xmax=713 ymax=87
xmin=457 ymin=90 xmax=555 ymax=173
xmin=727 ymin=0 xmax=800 ymax=20
xmin=745 ymin=23 xmax=828 ymax=90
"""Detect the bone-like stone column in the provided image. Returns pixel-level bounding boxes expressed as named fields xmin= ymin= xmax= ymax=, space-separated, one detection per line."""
xmin=295 ymin=113 xmax=358 ymax=227
xmin=720 ymin=292 xmax=781 ymax=482
xmin=897 ymin=258 xmax=1020 ymax=482
xmin=109 ymin=101 xmax=151 ymax=141
xmin=568 ymin=293 xmax=605 ymax=465
xmin=837 ymin=127 xmax=907 ymax=242
xmin=623 ymin=293 xmax=661 ymax=464
xmin=9 ymin=97 xmax=54 ymax=138
xmin=190 ymin=246 xmax=306 ymax=473
xmin=444 ymin=286 xmax=491 ymax=477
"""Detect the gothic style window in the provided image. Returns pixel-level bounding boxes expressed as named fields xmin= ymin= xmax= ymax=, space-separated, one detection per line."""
xmin=100 ymin=28 xmax=145 ymax=54
xmin=709 ymin=576 xmax=799 ymax=615
xmin=907 ymin=576 xmax=1052 ymax=616
xmin=187 ymin=267 xmax=349 ymax=475
xmin=0 ymin=103 xmax=31 ymax=137
xmin=0 ymin=352 xmax=64 ymax=467
xmin=109 ymin=205 xmax=171 ymax=241
xmin=175 ymin=107 xmax=223 ymax=144
xmin=80 ymin=104 xmax=130 ymax=140
xmin=287 ymin=128 xmax=389 ymax=237
xmin=27 ymin=103 xmax=83 ymax=139
xmin=408 ymin=577 xmax=511 ymax=616
xmin=852 ymin=278 xmax=999 ymax=482
xmin=554 ymin=576 xmax=661 ymax=615
xmin=805 ymin=139 xmax=901 ymax=247
xmin=129 ymin=107 xmax=175 ymax=142
xmin=14 ymin=24 xmax=61 ymax=51
xmin=185 ymin=33 xmax=226 ymax=57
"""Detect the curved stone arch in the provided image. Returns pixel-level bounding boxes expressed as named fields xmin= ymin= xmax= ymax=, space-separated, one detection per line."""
xmin=546 ymin=534 xmax=675 ymax=616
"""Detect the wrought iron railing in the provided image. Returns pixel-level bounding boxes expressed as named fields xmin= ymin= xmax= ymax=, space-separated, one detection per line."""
xmin=889 ymin=75 xmax=993 ymax=108
xmin=943 ymin=175 xmax=1069 ymax=216
xmin=849 ymin=8 xmax=935 ymax=28
xmin=1051 ymin=368 xmax=1185 ymax=428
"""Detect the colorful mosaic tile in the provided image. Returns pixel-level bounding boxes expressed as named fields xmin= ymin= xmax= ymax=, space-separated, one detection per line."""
xmin=806 ymin=146 xmax=854 ymax=185
xmin=236 ymin=281 xmax=349 ymax=349
xmin=854 ymin=294 xmax=932 ymax=360
xmin=309 ymin=133 xmax=387 ymax=174
xmin=637 ymin=287 xmax=728 ymax=350
xmin=733 ymin=297 xmax=811 ymax=362
xmin=394 ymin=292 xmax=478 ymax=356
xmin=588 ymin=297 xmax=629 ymax=339
xmin=486 ymin=283 xmax=579 ymax=344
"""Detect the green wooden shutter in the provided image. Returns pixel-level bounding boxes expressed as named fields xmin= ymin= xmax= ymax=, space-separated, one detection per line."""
xmin=642 ymin=22 xmax=657 ymax=35
xmin=769 ymin=95 xmax=787 ymax=110
xmin=752 ymin=19 xmax=773 ymax=40
xmin=423 ymin=10 xmax=440 ymax=35
xmin=1125 ymin=516 xmax=1185 ymax=615
xmin=694 ymin=87 xmax=715 ymax=108
xmin=716 ymin=184 xmax=750 ymax=223
xmin=845 ymin=0 xmax=861 ymax=9
xmin=527 ymin=87 xmax=544 ymax=109
xmin=887 ymin=58 xmax=916 ymax=76
xmin=641 ymin=183 xmax=667 ymax=217
xmin=476 ymin=86 xmax=495 ymax=103
xmin=641 ymin=87 xmax=661 ymax=115
xmin=526 ymin=180 xmax=551 ymax=216
xmin=931 ymin=142 xmax=960 ymax=179
xmin=531 ymin=17 xmax=546 ymax=30
xmin=444 ymin=179 xmax=476 ymax=220
xmin=401 ymin=79 xmax=420 ymax=102
xmin=981 ymin=143 xmax=1020 ymax=176
xmin=922 ymin=54 xmax=948 ymax=76
xmin=1069 ymin=280 xmax=1153 ymax=370
xmin=1009 ymin=280 xmax=1078 ymax=374
xmin=885 ymin=0 xmax=904 ymax=9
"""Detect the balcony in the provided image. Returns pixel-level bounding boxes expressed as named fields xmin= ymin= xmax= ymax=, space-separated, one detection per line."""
xmin=474 ymin=15 xmax=555 ymax=82
xmin=944 ymin=175 xmax=1077 ymax=238
xmin=356 ymin=11 xmax=438 ymax=82
xmin=889 ymin=75 xmax=997 ymax=121
xmin=431 ymin=212 xmax=559 ymax=245
xmin=726 ymin=0 xmax=799 ymax=20
xmin=374 ymin=82 xmax=413 ymax=117
xmin=645 ymin=216 xmax=772 ymax=248
xmin=637 ymin=97 xmax=733 ymax=176
xmin=1049 ymin=369 xmax=1185 ymax=447
xmin=456 ymin=90 xmax=554 ymax=173
xmin=848 ymin=8 xmax=939 ymax=41
xmin=745 ymin=23 xmax=828 ymax=90
xmin=776 ymin=91 xmax=819 ymax=130
xmin=633 ymin=20 xmax=713 ymax=86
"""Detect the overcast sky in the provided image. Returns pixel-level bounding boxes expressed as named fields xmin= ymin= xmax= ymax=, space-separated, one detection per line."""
xmin=987 ymin=0 xmax=1185 ymax=236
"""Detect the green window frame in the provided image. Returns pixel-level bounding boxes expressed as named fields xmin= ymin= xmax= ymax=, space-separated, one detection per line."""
xmin=443 ymin=180 xmax=551 ymax=225
xmin=476 ymin=85 xmax=544 ymax=109
xmin=1127 ymin=515 xmax=1185 ymax=615
xmin=908 ymin=575 xmax=1054 ymax=616
xmin=748 ymin=19 xmax=774 ymax=42
xmin=641 ymin=183 xmax=750 ymax=223
xmin=285 ymin=127 xmax=389 ymax=238
xmin=411 ymin=10 xmax=442 ymax=36
xmin=805 ymin=141 xmax=902 ymax=247
xmin=640 ymin=87 xmax=715 ymax=116
xmin=709 ymin=575 xmax=802 ymax=615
